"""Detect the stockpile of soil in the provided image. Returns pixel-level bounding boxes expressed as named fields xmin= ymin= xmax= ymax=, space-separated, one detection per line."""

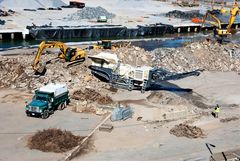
xmin=220 ymin=117 xmax=239 ymax=123
xmin=72 ymin=88 xmax=113 ymax=105
xmin=166 ymin=10 xmax=203 ymax=19
xmin=147 ymin=91 xmax=189 ymax=105
xmin=27 ymin=128 xmax=84 ymax=153
xmin=170 ymin=123 xmax=205 ymax=139
xmin=66 ymin=6 xmax=115 ymax=20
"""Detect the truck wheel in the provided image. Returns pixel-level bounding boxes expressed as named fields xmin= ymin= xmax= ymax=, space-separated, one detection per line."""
xmin=58 ymin=102 xmax=66 ymax=110
xmin=41 ymin=110 xmax=49 ymax=119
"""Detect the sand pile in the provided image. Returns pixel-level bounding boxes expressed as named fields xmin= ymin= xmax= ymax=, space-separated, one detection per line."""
xmin=170 ymin=123 xmax=205 ymax=139
xmin=0 ymin=0 xmax=66 ymax=9
xmin=27 ymin=128 xmax=84 ymax=153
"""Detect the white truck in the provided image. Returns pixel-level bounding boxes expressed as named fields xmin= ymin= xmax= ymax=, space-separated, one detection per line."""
xmin=25 ymin=83 xmax=70 ymax=119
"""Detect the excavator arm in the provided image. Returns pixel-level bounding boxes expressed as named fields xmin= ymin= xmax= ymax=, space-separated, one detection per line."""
xmin=201 ymin=10 xmax=222 ymax=29
xmin=226 ymin=4 xmax=239 ymax=33
xmin=32 ymin=41 xmax=68 ymax=72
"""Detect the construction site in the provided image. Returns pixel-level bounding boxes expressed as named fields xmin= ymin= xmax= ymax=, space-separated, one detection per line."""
xmin=0 ymin=0 xmax=240 ymax=161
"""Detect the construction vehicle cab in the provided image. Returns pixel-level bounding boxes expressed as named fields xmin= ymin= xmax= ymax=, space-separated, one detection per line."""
xmin=98 ymin=40 xmax=112 ymax=49
xmin=33 ymin=41 xmax=86 ymax=75
xmin=97 ymin=16 xmax=108 ymax=22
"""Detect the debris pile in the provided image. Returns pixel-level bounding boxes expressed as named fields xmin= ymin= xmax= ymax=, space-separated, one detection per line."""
xmin=220 ymin=117 xmax=239 ymax=123
xmin=152 ymin=40 xmax=240 ymax=72
xmin=0 ymin=58 xmax=29 ymax=88
xmin=170 ymin=123 xmax=205 ymax=138
xmin=66 ymin=6 xmax=115 ymax=20
xmin=72 ymin=88 xmax=113 ymax=105
xmin=166 ymin=10 xmax=203 ymax=19
xmin=27 ymin=128 xmax=84 ymax=153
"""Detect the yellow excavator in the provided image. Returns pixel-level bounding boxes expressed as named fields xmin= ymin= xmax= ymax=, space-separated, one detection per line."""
xmin=32 ymin=41 xmax=86 ymax=75
xmin=90 ymin=40 xmax=116 ymax=51
xmin=211 ymin=0 xmax=227 ymax=14
xmin=202 ymin=2 xmax=239 ymax=40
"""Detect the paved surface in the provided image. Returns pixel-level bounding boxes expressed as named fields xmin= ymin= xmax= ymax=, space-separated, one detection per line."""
xmin=0 ymin=89 xmax=102 ymax=161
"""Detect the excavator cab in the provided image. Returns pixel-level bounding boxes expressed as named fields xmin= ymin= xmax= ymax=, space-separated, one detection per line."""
xmin=101 ymin=40 xmax=112 ymax=49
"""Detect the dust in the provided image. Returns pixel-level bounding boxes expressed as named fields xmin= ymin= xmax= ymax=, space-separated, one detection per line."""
xmin=27 ymin=128 xmax=85 ymax=153
xmin=169 ymin=123 xmax=205 ymax=139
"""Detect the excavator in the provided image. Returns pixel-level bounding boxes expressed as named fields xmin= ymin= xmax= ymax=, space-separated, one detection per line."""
xmin=201 ymin=1 xmax=239 ymax=41
xmin=211 ymin=0 xmax=227 ymax=14
xmin=32 ymin=41 xmax=86 ymax=75
xmin=90 ymin=40 xmax=116 ymax=51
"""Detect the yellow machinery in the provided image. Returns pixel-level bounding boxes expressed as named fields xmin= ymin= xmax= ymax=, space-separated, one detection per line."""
xmin=91 ymin=40 xmax=116 ymax=50
xmin=211 ymin=0 xmax=227 ymax=14
xmin=33 ymin=41 xmax=86 ymax=75
xmin=202 ymin=2 xmax=239 ymax=39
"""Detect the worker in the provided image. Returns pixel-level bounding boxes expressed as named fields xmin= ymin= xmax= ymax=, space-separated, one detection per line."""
xmin=213 ymin=104 xmax=220 ymax=118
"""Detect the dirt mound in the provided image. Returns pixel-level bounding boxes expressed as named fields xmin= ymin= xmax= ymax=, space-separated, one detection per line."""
xmin=72 ymin=88 xmax=113 ymax=105
xmin=220 ymin=117 xmax=239 ymax=123
xmin=147 ymin=91 xmax=189 ymax=105
xmin=170 ymin=123 xmax=205 ymax=139
xmin=27 ymin=128 xmax=84 ymax=153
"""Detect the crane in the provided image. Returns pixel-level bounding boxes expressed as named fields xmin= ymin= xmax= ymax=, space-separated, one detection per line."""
xmin=32 ymin=41 xmax=86 ymax=75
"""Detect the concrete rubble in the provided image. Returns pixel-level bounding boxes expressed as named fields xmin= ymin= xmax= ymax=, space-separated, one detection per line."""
xmin=0 ymin=39 xmax=240 ymax=116
xmin=65 ymin=6 xmax=115 ymax=21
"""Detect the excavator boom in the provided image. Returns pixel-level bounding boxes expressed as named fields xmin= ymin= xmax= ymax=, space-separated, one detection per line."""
xmin=32 ymin=41 xmax=85 ymax=75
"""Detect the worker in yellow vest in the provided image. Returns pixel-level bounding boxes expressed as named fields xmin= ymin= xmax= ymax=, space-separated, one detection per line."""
xmin=213 ymin=104 xmax=220 ymax=118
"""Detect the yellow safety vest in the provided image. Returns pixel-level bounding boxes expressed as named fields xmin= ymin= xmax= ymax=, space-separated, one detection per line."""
xmin=214 ymin=107 xmax=220 ymax=113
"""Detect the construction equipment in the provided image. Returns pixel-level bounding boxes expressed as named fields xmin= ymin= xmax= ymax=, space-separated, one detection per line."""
xmin=97 ymin=16 xmax=108 ymax=22
xmin=89 ymin=52 xmax=202 ymax=93
xmin=25 ymin=83 xmax=70 ymax=119
xmin=90 ymin=40 xmax=115 ymax=50
xmin=32 ymin=41 xmax=86 ymax=75
xmin=211 ymin=0 xmax=227 ymax=14
xmin=201 ymin=3 xmax=239 ymax=40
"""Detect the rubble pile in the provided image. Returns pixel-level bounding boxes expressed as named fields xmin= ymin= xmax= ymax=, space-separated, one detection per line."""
xmin=66 ymin=6 xmax=115 ymax=20
xmin=170 ymin=123 xmax=205 ymax=138
xmin=220 ymin=117 xmax=239 ymax=123
xmin=115 ymin=46 xmax=152 ymax=66
xmin=27 ymin=128 xmax=84 ymax=153
xmin=72 ymin=88 xmax=113 ymax=105
xmin=166 ymin=10 xmax=203 ymax=19
xmin=152 ymin=40 xmax=240 ymax=72
xmin=0 ymin=58 xmax=29 ymax=88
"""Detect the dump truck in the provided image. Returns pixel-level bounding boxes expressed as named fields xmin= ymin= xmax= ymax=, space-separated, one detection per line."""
xmin=25 ymin=83 xmax=70 ymax=119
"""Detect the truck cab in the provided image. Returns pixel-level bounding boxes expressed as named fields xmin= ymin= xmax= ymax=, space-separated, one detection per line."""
xmin=25 ymin=84 xmax=69 ymax=119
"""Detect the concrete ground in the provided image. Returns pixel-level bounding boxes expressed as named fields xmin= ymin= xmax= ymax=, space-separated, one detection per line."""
xmin=0 ymin=0 xmax=201 ymax=30
xmin=0 ymin=89 xmax=103 ymax=161
xmin=0 ymin=71 xmax=239 ymax=161
xmin=71 ymin=71 xmax=240 ymax=161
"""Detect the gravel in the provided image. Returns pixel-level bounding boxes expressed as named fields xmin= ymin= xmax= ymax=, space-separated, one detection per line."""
xmin=166 ymin=10 xmax=204 ymax=19
xmin=66 ymin=6 xmax=116 ymax=20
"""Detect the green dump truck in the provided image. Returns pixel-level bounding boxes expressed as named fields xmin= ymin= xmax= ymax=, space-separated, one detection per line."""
xmin=25 ymin=83 xmax=70 ymax=119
